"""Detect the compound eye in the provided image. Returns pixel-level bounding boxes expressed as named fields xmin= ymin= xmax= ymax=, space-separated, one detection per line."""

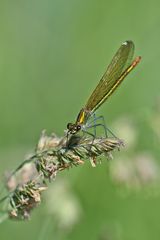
xmin=67 ymin=123 xmax=72 ymax=130
xmin=77 ymin=125 xmax=81 ymax=131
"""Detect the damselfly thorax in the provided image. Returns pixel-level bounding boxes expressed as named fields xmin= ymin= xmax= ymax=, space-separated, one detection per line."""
xmin=67 ymin=108 xmax=91 ymax=134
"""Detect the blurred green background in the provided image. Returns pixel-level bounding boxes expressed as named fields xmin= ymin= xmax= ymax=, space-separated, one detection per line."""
xmin=0 ymin=0 xmax=160 ymax=239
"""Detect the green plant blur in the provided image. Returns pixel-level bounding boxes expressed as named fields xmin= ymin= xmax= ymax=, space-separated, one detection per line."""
xmin=0 ymin=1 xmax=160 ymax=240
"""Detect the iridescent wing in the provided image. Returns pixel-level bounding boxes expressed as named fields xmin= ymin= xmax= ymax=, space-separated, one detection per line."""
xmin=85 ymin=41 xmax=140 ymax=113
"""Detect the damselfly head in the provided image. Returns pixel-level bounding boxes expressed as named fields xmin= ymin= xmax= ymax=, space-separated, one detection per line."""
xmin=67 ymin=123 xmax=81 ymax=134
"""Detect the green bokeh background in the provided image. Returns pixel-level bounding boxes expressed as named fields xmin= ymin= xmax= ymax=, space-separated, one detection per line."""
xmin=0 ymin=1 xmax=160 ymax=239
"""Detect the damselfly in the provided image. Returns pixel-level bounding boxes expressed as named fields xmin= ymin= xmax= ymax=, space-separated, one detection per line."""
xmin=67 ymin=40 xmax=141 ymax=136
